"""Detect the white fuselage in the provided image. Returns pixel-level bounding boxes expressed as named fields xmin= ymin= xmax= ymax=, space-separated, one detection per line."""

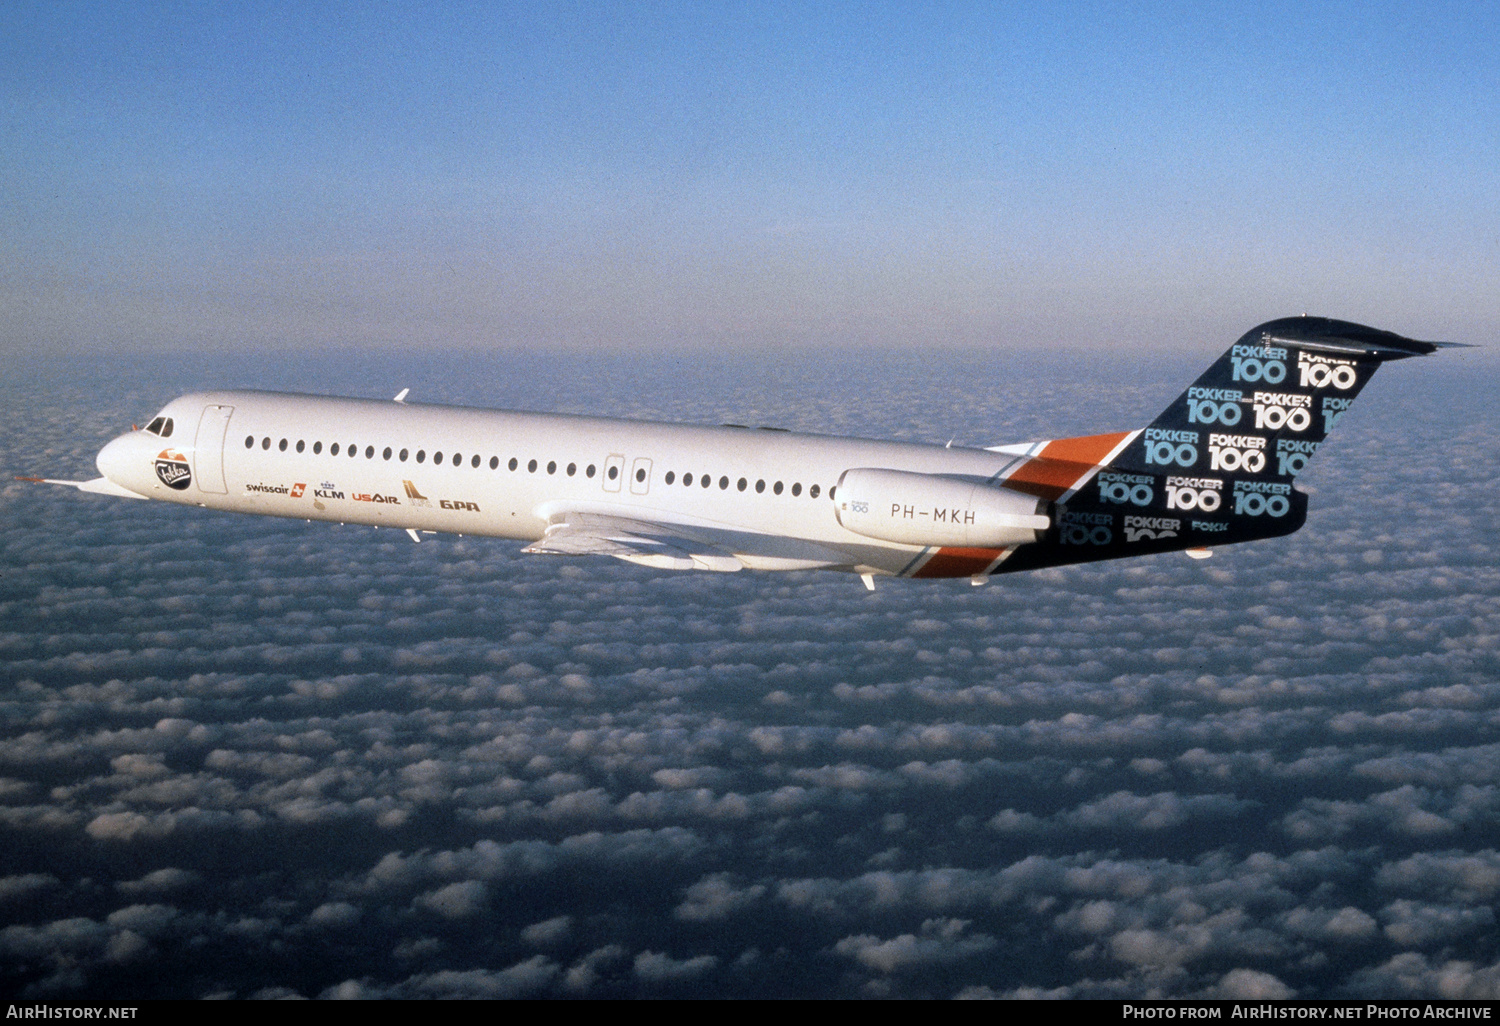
xmin=96 ymin=390 xmax=1043 ymax=577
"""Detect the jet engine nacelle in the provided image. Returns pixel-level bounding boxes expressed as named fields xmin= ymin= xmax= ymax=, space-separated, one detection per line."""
xmin=834 ymin=468 xmax=1051 ymax=548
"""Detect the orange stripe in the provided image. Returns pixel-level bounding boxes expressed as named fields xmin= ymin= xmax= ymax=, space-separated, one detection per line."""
xmin=1003 ymin=431 xmax=1132 ymax=500
xmin=911 ymin=547 xmax=1005 ymax=579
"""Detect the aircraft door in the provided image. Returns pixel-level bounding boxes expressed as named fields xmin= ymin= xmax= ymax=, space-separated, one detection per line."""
xmin=602 ymin=454 xmax=625 ymax=493
xmin=194 ymin=405 xmax=233 ymax=494
xmin=630 ymin=457 xmax=653 ymax=495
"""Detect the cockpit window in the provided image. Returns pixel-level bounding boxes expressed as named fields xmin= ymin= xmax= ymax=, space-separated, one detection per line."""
xmin=144 ymin=416 xmax=166 ymax=436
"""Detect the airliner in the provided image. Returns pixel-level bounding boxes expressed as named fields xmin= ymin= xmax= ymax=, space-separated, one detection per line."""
xmin=26 ymin=317 xmax=1458 ymax=587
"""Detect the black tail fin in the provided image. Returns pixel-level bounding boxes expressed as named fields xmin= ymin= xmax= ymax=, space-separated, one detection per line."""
xmin=1109 ymin=316 xmax=1446 ymax=483
xmin=995 ymin=317 xmax=1452 ymax=575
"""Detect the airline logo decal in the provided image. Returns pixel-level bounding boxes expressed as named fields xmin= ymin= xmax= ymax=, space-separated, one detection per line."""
xmin=1060 ymin=510 xmax=1112 ymax=546
xmin=404 ymin=479 xmax=479 ymax=512
xmin=1249 ymin=391 xmax=1313 ymax=432
xmin=154 ymin=449 xmax=191 ymax=490
xmin=1229 ymin=343 xmax=1287 ymax=384
xmin=1298 ymin=352 xmax=1358 ymax=390
xmin=1096 ymin=471 xmax=1154 ymax=506
xmin=1207 ymin=433 xmax=1266 ymax=474
xmin=1165 ymin=476 xmax=1223 ymax=513
xmin=1233 ymin=480 xmax=1292 ymax=517
xmin=246 ymin=483 xmax=297 ymax=496
xmin=1123 ymin=515 xmax=1179 ymax=542
xmin=1322 ymin=396 xmax=1353 ymax=432
xmin=1276 ymin=439 xmax=1319 ymax=477
xmin=403 ymin=480 xmax=430 ymax=507
xmin=1143 ymin=428 xmax=1199 ymax=468
xmin=1186 ymin=387 xmax=1244 ymax=426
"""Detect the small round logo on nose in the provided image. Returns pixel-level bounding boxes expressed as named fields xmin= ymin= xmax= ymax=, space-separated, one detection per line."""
xmin=155 ymin=449 xmax=191 ymax=490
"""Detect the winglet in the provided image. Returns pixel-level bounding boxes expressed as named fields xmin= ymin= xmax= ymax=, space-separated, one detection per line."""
xmin=393 ymin=388 xmax=409 ymax=403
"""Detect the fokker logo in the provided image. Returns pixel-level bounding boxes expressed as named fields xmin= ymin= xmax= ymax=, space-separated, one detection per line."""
xmin=154 ymin=449 xmax=191 ymax=491
xmin=403 ymin=480 xmax=430 ymax=506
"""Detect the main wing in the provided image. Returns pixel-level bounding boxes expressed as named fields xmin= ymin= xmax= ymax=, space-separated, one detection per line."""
xmin=522 ymin=511 xmax=857 ymax=573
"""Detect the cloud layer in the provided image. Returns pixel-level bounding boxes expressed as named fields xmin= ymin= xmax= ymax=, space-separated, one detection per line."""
xmin=1 ymin=350 xmax=1495 ymax=998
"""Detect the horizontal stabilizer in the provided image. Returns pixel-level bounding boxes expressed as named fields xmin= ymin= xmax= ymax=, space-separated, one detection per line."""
xmin=1253 ymin=316 xmax=1456 ymax=361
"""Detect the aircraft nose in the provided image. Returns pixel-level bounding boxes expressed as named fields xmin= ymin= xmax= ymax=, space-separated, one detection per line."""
xmin=96 ymin=433 xmax=140 ymax=484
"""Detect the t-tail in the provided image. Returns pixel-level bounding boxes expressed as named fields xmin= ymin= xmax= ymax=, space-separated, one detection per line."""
xmin=992 ymin=317 xmax=1460 ymax=575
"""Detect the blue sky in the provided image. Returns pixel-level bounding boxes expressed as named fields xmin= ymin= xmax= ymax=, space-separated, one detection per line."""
xmin=3 ymin=2 xmax=1497 ymax=351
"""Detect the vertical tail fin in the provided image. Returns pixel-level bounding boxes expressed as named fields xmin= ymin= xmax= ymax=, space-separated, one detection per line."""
xmin=994 ymin=317 xmax=1455 ymax=575
xmin=1108 ymin=316 xmax=1447 ymax=482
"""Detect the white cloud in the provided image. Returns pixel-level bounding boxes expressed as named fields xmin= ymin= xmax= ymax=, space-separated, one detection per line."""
xmin=1204 ymin=968 xmax=1295 ymax=999
xmin=519 ymin=915 xmax=571 ymax=947
xmin=409 ymin=957 xmax=560 ymax=998
xmin=307 ymin=902 xmax=362 ymax=929
xmin=0 ymin=874 xmax=58 ymax=902
xmin=414 ymin=881 xmax=488 ymax=919
xmin=833 ymin=918 xmax=996 ymax=974
xmin=633 ymin=950 xmax=719 ymax=983
xmin=673 ymin=874 xmax=766 ymax=922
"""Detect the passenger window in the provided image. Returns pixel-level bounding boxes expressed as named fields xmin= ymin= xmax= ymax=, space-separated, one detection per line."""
xmin=296 ymin=440 xmax=305 ymax=453
xmin=773 ymin=481 xmax=783 ymax=495
xmin=434 ymin=452 xmax=444 ymax=464
xmin=719 ymin=476 xmax=728 ymax=490
xmin=701 ymin=476 xmax=710 ymax=488
xmin=383 ymin=447 xmax=392 ymax=460
xmin=566 ymin=463 xmax=576 ymax=476
xmin=279 ymin=439 xmax=288 ymax=452
xmin=548 ymin=461 xmax=557 ymax=474
xmin=607 ymin=466 xmax=618 ymax=480
xmin=829 ymin=486 xmax=836 ymax=500
xmin=416 ymin=450 xmax=426 ymax=463
xmin=262 ymin=437 xmax=271 ymax=450
xmin=400 ymin=449 xmax=408 ymax=462
xmin=755 ymin=480 xmax=765 ymax=493
xmin=490 ymin=457 xmax=499 ymax=470
xmin=635 ymin=468 xmax=645 ymax=482
xmin=809 ymin=484 xmax=819 ymax=498
xmin=244 ymin=435 xmax=254 ymax=449
xmin=586 ymin=464 xmax=596 ymax=478
xmin=528 ymin=459 xmax=538 ymax=473
xmin=508 ymin=458 xmax=518 ymax=471
xmin=665 ymin=472 xmax=676 ymax=485
xmin=349 ymin=444 xmax=358 ymax=458
xmin=472 ymin=455 xmax=480 ymax=468
xmin=313 ymin=441 xmax=322 ymax=455
xmin=737 ymin=478 xmax=747 ymax=491
xmin=792 ymin=483 xmax=801 ymax=496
